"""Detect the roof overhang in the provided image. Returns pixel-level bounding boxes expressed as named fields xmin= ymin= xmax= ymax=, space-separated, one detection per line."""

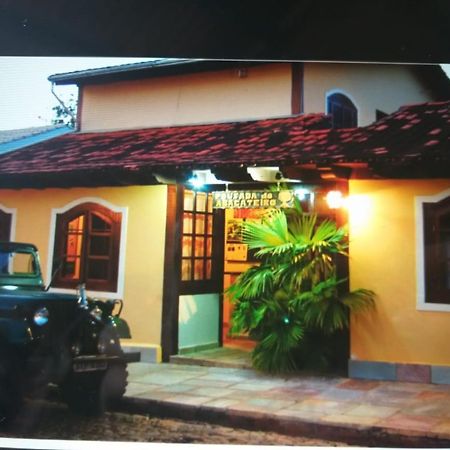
xmin=0 ymin=102 xmax=448 ymax=189
xmin=48 ymin=59 xmax=264 ymax=86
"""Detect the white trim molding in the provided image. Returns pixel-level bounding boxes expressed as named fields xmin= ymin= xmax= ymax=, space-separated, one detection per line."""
xmin=415 ymin=188 xmax=450 ymax=312
xmin=0 ymin=203 xmax=17 ymax=241
xmin=46 ymin=197 xmax=128 ymax=300
xmin=325 ymin=89 xmax=360 ymax=126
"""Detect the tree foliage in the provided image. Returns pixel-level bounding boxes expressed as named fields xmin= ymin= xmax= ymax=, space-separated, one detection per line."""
xmin=52 ymin=94 xmax=77 ymax=128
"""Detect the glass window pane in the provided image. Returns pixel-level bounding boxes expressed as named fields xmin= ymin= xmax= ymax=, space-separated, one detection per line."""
xmin=207 ymin=194 xmax=213 ymax=213
xmin=68 ymin=215 xmax=84 ymax=233
xmin=196 ymin=192 xmax=207 ymax=212
xmin=194 ymin=237 xmax=205 ymax=257
xmin=184 ymin=190 xmax=194 ymax=211
xmin=206 ymin=215 xmax=213 ymax=235
xmin=182 ymin=236 xmax=192 ymax=257
xmin=195 ymin=214 xmax=205 ymax=234
xmin=91 ymin=213 xmax=111 ymax=232
xmin=194 ymin=259 xmax=204 ymax=280
xmin=9 ymin=252 xmax=35 ymax=275
xmin=87 ymin=259 xmax=109 ymax=280
xmin=181 ymin=259 xmax=191 ymax=281
xmin=90 ymin=235 xmax=111 ymax=256
xmin=183 ymin=212 xmax=193 ymax=234
xmin=65 ymin=215 xmax=84 ymax=278
xmin=206 ymin=237 xmax=212 ymax=257
xmin=206 ymin=259 xmax=212 ymax=279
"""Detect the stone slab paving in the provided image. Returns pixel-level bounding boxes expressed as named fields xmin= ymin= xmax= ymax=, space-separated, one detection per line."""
xmin=121 ymin=362 xmax=450 ymax=447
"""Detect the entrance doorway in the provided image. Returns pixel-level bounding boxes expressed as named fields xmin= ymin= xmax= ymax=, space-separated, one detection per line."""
xmin=163 ymin=183 xmax=349 ymax=365
xmin=222 ymin=207 xmax=264 ymax=351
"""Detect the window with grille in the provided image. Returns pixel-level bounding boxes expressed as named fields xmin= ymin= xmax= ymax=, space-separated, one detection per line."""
xmin=423 ymin=196 xmax=450 ymax=304
xmin=327 ymin=92 xmax=357 ymax=129
xmin=52 ymin=202 xmax=121 ymax=292
xmin=180 ymin=189 xmax=219 ymax=294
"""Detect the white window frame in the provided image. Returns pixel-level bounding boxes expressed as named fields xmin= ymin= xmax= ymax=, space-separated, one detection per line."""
xmin=416 ymin=188 xmax=450 ymax=312
xmin=47 ymin=197 xmax=128 ymax=299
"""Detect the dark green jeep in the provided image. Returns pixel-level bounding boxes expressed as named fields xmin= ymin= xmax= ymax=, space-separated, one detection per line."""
xmin=0 ymin=241 xmax=128 ymax=422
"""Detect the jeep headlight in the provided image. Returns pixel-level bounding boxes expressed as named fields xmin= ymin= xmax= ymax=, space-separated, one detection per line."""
xmin=89 ymin=305 xmax=103 ymax=321
xmin=33 ymin=307 xmax=49 ymax=326
xmin=97 ymin=340 xmax=107 ymax=354
xmin=97 ymin=331 xmax=119 ymax=354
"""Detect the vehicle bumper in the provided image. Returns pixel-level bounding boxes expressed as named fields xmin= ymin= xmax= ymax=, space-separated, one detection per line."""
xmin=72 ymin=355 xmax=124 ymax=373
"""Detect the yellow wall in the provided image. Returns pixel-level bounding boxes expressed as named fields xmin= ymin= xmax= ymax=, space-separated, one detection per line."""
xmin=348 ymin=180 xmax=450 ymax=365
xmin=303 ymin=63 xmax=434 ymax=126
xmin=80 ymin=64 xmax=291 ymax=131
xmin=0 ymin=185 xmax=168 ymax=347
xmin=80 ymin=62 xmax=437 ymax=132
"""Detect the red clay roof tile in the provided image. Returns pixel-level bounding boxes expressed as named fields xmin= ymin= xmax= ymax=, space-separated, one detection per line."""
xmin=0 ymin=102 xmax=448 ymax=182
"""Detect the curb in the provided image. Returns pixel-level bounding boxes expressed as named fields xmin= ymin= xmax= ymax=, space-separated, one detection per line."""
xmin=118 ymin=395 xmax=450 ymax=448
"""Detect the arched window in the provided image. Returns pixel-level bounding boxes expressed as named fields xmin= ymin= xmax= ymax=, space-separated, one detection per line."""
xmin=52 ymin=202 xmax=122 ymax=292
xmin=0 ymin=209 xmax=12 ymax=241
xmin=326 ymin=92 xmax=358 ymax=129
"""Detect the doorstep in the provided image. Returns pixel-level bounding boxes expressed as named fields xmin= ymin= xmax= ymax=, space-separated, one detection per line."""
xmin=170 ymin=346 xmax=252 ymax=369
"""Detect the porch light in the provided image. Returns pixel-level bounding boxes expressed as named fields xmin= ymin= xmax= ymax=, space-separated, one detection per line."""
xmin=325 ymin=190 xmax=345 ymax=209
xmin=189 ymin=169 xmax=224 ymax=189
xmin=247 ymin=166 xmax=283 ymax=183
xmin=188 ymin=174 xmax=204 ymax=188
xmin=346 ymin=194 xmax=372 ymax=232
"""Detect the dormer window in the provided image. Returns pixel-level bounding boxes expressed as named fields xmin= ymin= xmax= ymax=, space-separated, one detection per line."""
xmin=326 ymin=92 xmax=357 ymax=129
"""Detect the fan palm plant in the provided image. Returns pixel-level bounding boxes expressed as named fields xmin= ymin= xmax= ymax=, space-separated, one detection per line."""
xmin=227 ymin=201 xmax=375 ymax=373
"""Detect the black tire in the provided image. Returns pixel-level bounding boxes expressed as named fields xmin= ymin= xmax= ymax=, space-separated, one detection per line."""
xmin=61 ymin=361 xmax=128 ymax=416
xmin=0 ymin=345 xmax=23 ymax=425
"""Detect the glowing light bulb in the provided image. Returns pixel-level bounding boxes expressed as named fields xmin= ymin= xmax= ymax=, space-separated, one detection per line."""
xmin=326 ymin=190 xmax=345 ymax=209
xmin=189 ymin=175 xmax=204 ymax=189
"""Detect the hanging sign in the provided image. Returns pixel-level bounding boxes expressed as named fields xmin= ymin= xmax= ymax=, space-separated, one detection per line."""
xmin=212 ymin=190 xmax=295 ymax=209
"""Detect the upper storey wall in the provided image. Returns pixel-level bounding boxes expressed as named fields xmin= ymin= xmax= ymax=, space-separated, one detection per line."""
xmin=78 ymin=62 xmax=438 ymax=132
xmin=79 ymin=64 xmax=292 ymax=132
xmin=303 ymin=63 xmax=435 ymax=126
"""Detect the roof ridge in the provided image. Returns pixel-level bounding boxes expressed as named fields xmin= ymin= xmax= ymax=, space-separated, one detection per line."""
xmin=48 ymin=58 xmax=202 ymax=82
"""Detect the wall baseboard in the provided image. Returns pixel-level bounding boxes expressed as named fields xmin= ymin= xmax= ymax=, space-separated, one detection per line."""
xmin=349 ymin=360 xmax=450 ymax=384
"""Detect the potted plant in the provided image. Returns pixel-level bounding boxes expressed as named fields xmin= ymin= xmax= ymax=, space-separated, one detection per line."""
xmin=227 ymin=201 xmax=375 ymax=373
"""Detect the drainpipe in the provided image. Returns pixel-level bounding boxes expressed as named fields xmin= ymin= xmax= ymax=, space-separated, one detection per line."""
xmin=51 ymin=83 xmax=77 ymax=128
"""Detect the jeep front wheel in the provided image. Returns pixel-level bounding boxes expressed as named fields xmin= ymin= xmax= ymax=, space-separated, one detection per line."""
xmin=60 ymin=362 xmax=127 ymax=416
xmin=0 ymin=346 xmax=22 ymax=425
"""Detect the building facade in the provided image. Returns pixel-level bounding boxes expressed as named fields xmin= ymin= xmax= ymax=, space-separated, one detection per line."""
xmin=0 ymin=60 xmax=449 ymax=382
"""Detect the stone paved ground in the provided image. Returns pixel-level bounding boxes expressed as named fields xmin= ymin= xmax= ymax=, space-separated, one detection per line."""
xmin=123 ymin=362 xmax=450 ymax=446
xmin=0 ymin=399 xmax=347 ymax=445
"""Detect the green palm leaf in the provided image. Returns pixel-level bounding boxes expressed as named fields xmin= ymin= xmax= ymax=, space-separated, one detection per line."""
xmin=226 ymin=191 xmax=376 ymax=374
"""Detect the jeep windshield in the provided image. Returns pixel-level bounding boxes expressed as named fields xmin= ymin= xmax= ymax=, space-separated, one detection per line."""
xmin=0 ymin=242 xmax=44 ymax=290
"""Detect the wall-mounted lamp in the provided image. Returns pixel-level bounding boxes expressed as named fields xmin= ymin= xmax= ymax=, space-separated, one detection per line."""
xmin=189 ymin=169 xmax=225 ymax=189
xmin=188 ymin=174 xmax=204 ymax=189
